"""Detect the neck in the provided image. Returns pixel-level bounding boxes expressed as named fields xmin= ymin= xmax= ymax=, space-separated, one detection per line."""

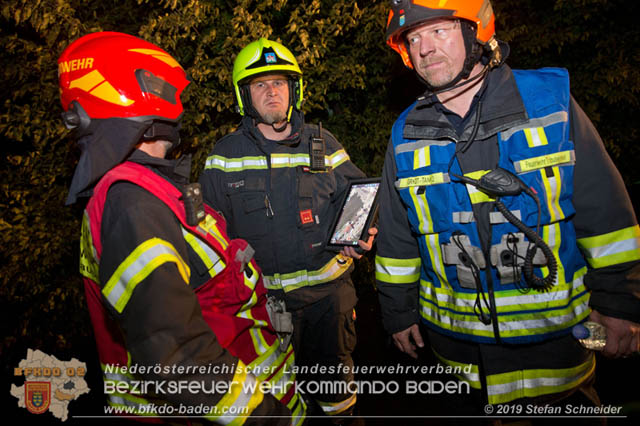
xmin=136 ymin=140 xmax=169 ymax=158
xmin=257 ymin=121 xmax=291 ymax=141
xmin=436 ymin=62 xmax=486 ymax=117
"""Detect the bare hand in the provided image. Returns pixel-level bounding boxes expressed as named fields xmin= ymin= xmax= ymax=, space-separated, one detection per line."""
xmin=341 ymin=227 xmax=377 ymax=259
xmin=589 ymin=310 xmax=640 ymax=358
xmin=392 ymin=323 xmax=424 ymax=359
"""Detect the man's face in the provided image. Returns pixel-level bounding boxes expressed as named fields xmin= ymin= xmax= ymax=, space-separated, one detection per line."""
xmin=405 ymin=19 xmax=466 ymax=88
xmin=248 ymin=74 xmax=289 ymax=124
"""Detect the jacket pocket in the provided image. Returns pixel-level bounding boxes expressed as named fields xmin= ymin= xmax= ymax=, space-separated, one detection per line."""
xmin=226 ymin=176 xmax=269 ymax=238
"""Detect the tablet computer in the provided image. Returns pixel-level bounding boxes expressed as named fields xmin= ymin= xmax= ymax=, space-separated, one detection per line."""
xmin=326 ymin=177 xmax=381 ymax=251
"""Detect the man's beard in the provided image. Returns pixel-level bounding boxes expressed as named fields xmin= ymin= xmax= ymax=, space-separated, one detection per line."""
xmin=261 ymin=109 xmax=287 ymax=125
xmin=416 ymin=57 xmax=459 ymax=88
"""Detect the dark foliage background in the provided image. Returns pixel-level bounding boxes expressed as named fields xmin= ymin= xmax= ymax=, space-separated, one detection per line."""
xmin=1 ymin=0 xmax=639 ymax=422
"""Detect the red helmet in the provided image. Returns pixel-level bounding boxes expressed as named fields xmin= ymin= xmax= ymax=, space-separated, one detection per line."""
xmin=58 ymin=31 xmax=189 ymax=127
xmin=385 ymin=0 xmax=496 ymax=69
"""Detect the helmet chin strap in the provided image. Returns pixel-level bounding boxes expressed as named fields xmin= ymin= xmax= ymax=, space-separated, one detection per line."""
xmin=271 ymin=122 xmax=288 ymax=132
xmin=269 ymin=105 xmax=293 ymax=133
xmin=429 ymin=63 xmax=489 ymax=96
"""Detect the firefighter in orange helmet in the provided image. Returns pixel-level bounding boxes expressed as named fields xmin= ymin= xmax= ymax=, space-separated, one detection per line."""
xmin=376 ymin=0 xmax=640 ymax=417
xmin=60 ymin=31 xmax=306 ymax=424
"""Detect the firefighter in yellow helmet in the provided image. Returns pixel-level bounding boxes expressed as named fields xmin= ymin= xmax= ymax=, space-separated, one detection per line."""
xmin=60 ymin=31 xmax=307 ymax=424
xmin=199 ymin=38 xmax=377 ymax=420
xmin=376 ymin=0 xmax=640 ymax=416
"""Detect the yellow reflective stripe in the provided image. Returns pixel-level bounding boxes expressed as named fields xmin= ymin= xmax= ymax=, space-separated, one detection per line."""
xmin=424 ymin=234 xmax=449 ymax=289
xmin=263 ymin=254 xmax=352 ymax=292
xmin=523 ymin=126 xmax=549 ymax=147
xmin=205 ymin=155 xmax=268 ymax=171
xmin=501 ymin=111 xmax=568 ymax=141
xmin=248 ymin=343 xmax=297 ymax=403
xmin=539 ymin=222 xmax=564 ymax=287
xmin=199 ymin=214 xmax=229 ymax=250
xmin=419 ymin=267 xmax=590 ymax=338
xmin=263 ymin=350 xmax=293 ymax=399
xmin=432 ymin=349 xmax=481 ymax=389
xmin=467 ymin=188 xmax=494 ymax=204
xmin=409 ymin=185 xmax=434 ymax=233
xmin=268 ymin=150 xmax=349 ymax=170
xmin=486 ymin=354 xmax=595 ymax=404
xmin=249 ymin=342 xmax=284 ymax=380
xmin=70 ymin=70 xmax=135 ymax=106
xmin=464 ymin=170 xmax=494 ymax=204
xmin=540 ymin=169 xmax=557 ymax=222
xmin=413 ymin=146 xmax=430 ymax=169
xmin=514 ymin=150 xmax=575 ymax=174
xmin=207 ymin=360 xmax=263 ymax=425
xmin=290 ymin=394 xmax=307 ymax=426
xmin=421 ymin=267 xmax=587 ymax=314
xmin=550 ymin=166 xmax=564 ymax=220
xmin=129 ymin=48 xmax=181 ymax=68
xmin=495 ymin=292 xmax=590 ymax=336
xmin=577 ymin=225 xmax=640 ymax=268
xmin=182 ymin=227 xmax=225 ymax=278
xmin=420 ymin=286 xmax=494 ymax=338
xmin=271 ymin=153 xmax=309 ymax=168
xmin=539 ymin=166 xmax=565 ymax=222
xmin=102 ymin=363 xmax=136 ymax=381
xmin=102 ymin=238 xmax=190 ymax=313
xmin=419 ymin=292 xmax=589 ymax=338
xmin=375 ymin=256 xmax=421 ymax=284
xmin=317 ymin=392 xmax=357 ymax=415
xmin=238 ymin=308 xmax=269 ymax=355
xmin=239 ymin=281 xmax=259 ymax=312
xmin=327 ymin=149 xmax=349 ymax=169
xmin=80 ymin=212 xmax=99 ymax=282
xmin=396 ymin=172 xmax=448 ymax=188
xmin=243 ymin=262 xmax=259 ymax=290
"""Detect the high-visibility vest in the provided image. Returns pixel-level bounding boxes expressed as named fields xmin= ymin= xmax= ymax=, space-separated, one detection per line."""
xmin=389 ymin=68 xmax=589 ymax=343
xmin=80 ymin=161 xmax=305 ymax=424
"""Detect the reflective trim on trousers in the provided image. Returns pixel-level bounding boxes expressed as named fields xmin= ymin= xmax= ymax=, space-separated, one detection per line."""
xmin=486 ymin=353 xmax=596 ymax=404
xmin=317 ymin=391 xmax=357 ymax=415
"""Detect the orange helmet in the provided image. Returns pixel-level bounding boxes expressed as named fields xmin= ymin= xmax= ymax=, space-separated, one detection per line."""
xmin=58 ymin=31 xmax=189 ymax=131
xmin=385 ymin=0 xmax=495 ymax=69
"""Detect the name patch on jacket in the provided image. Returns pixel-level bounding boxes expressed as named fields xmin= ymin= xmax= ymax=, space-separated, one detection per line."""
xmin=227 ymin=180 xmax=245 ymax=190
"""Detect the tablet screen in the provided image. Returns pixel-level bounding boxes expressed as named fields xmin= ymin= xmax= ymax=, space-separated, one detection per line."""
xmin=328 ymin=180 xmax=380 ymax=246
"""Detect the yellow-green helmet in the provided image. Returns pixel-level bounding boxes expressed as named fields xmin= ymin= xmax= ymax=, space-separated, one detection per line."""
xmin=233 ymin=38 xmax=304 ymax=118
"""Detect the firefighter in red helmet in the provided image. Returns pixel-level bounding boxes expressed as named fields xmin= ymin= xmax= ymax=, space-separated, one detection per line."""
xmin=60 ymin=31 xmax=306 ymax=424
xmin=376 ymin=0 xmax=640 ymax=417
